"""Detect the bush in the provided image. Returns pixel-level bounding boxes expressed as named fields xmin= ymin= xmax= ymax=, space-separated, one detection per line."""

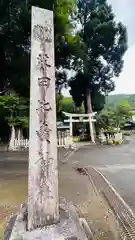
xmin=72 ymin=137 xmax=80 ymax=142
xmin=123 ymin=131 xmax=131 ymax=136
xmin=113 ymin=140 xmax=122 ymax=145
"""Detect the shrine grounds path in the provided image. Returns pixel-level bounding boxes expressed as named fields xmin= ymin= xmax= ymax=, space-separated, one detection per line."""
xmin=0 ymin=137 xmax=135 ymax=238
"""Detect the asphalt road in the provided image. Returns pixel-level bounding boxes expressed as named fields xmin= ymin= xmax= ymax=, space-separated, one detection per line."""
xmin=71 ymin=137 xmax=135 ymax=212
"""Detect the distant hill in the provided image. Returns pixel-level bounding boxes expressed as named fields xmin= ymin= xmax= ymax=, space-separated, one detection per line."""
xmin=61 ymin=94 xmax=135 ymax=111
xmin=105 ymin=94 xmax=135 ymax=109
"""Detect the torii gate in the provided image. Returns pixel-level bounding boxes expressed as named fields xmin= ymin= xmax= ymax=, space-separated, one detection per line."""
xmin=63 ymin=111 xmax=96 ymax=143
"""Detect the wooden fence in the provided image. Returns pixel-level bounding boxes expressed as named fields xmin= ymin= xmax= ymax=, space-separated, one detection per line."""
xmin=9 ymin=130 xmax=70 ymax=151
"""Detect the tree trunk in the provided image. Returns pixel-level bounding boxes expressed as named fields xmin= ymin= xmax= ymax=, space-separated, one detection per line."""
xmin=84 ymin=89 xmax=92 ymax=114
xmin=83 ymin=89 xmax=93 ymax=140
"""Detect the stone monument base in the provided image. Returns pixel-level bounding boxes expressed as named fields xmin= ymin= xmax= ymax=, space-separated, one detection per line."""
xmin=5 ymin=199 xmax=92 ymax=240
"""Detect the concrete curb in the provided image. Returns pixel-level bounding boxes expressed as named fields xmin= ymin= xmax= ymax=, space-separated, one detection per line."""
xmin=86 ymin=167 xmax=135 ymax=239
xmin=91 ymin=167 xmax=135 ymax=218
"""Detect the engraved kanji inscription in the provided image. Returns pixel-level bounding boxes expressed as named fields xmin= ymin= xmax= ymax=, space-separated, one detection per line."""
xmin=35 ymin=23 xmax=53 ymax=197
xmin=33 ymin=24 xmax=52 ymax=43
xmin=36 ymin=53 xmax=51 ymax=70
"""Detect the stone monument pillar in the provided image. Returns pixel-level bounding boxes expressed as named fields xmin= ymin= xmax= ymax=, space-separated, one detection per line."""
xmin=28 ymin=6 xmax=59 ymax=230
xmin=5 ymin=6 xmax=90 ymax=240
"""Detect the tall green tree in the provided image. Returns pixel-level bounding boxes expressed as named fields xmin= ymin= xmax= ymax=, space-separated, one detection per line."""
xmin=0 ymin=94 xmax=29 ymax=127
xmin=0 ymin=0 xmax=77 ymax=96
xmin=56 ymin=94 xmax=84 ymax=120
xmin=97 ymin=100 xmax=132 ymax=132
xmin=0 ymin=93 xmax=29 ymax=141
xmin=69 ymin=0 xmax=128 ymax=113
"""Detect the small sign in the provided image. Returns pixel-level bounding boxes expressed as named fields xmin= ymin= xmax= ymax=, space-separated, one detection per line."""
xmin=79 ymin=116 xmax=83 ymax=122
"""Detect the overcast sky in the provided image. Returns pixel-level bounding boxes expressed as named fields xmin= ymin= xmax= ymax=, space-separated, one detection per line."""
xmin=108 ymin=0 xmax=135 ymax=94
xmin=63 ymin=0 xmax=135 ymax=96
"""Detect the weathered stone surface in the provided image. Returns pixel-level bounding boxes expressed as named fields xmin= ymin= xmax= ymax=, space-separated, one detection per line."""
xmin=8 ymin=126 xmax=16 ymax=151
xmin=28 ymin=6 xmax=59 ymax=230
xmin=4 ymin=215 xmax=17 ymax=240
xmin=7 ymin=200 xmax=88 ymax=240
xmin=114 ymin=133 xmax=123 ymax=143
